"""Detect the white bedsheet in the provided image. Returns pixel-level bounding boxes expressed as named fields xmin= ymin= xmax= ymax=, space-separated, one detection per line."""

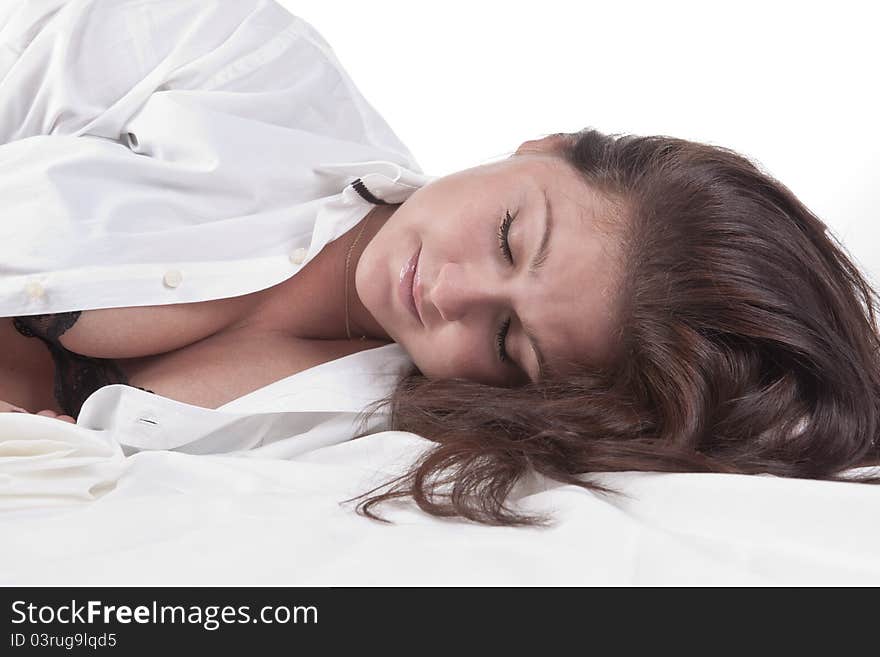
xmin=2 ymin=412 xmax=879 ymax=586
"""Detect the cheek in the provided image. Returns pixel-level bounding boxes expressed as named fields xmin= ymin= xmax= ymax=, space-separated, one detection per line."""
xmin=408 ymin=329 xmax=503 ymax=384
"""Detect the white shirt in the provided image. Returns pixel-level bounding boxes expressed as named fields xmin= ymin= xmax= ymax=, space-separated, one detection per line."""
xmin=0 ymin=0 xmax=438 ymax=457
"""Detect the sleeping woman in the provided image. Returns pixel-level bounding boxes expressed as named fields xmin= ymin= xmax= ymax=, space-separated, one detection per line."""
xmin=5 ymin=128 xmax=880 ymax=527
xmin=2 ymin=2 xmax=880 ymax=527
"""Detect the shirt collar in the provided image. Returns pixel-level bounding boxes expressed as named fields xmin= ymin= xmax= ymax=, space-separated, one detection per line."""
xmin=315 ymin=159 xmax=439 ymax=205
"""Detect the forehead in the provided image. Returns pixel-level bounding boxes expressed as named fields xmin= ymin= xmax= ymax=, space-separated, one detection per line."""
xmin=494 ymin=153 xmax=608 ymax=215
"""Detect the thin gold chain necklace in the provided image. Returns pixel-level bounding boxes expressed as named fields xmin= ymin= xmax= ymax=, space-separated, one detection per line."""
xmin=343 ymin=211 xmax=372 ymax=341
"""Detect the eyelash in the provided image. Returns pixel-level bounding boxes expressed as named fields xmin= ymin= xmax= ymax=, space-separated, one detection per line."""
xmin=497 ymin=209 xmax=514 ymax=263
xmin=495 ymin=210 xmax=515 ymax=364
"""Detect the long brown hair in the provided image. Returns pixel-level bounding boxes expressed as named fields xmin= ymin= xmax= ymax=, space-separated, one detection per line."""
xmin=340 ymin=127 xmax=880 ymax=527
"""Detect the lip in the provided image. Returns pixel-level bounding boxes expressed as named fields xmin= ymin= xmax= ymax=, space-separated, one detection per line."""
xmin=412 ymin=248 xmax=424 ymax=322
xmin=398 ymin=244 xmax=423 ymax=325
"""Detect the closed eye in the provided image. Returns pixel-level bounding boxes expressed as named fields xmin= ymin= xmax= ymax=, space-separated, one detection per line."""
xmin=497 ymin=209 xmax=514 ymax=263
xmin=495 ymin=210 xmax=515 ymax=365
xmin=496 ymin=316 xmax=511 ymax=364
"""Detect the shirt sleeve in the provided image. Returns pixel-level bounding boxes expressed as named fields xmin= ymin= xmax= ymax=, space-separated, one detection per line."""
xmin=0 ymin=0 xmax=366 ymax=146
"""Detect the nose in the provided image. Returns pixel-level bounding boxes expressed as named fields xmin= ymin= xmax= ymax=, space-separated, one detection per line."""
xmin=430 ymin=262 xmax=502 ymax=322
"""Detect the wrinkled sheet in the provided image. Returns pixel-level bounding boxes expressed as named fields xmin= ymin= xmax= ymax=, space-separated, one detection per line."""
xmin=2 ymin=413 xmax=879 ymax=586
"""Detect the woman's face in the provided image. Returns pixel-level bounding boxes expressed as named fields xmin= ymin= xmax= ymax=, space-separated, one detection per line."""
xmin=355 ymin=141 xmax=623 ymax=386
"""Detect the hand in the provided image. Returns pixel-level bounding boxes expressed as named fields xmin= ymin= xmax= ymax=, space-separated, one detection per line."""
xmin=1 ymin=400 xmax=76 ymax=423
xmin=0 ymin=400 xmax=29 ymax=414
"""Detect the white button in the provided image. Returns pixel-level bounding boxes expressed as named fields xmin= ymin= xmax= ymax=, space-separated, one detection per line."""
xmin=289 ymin=247 xmax=307 ymax=265
xmin=163 ymin=269 xmax=183 ymax=288
xmin=25 ymin=281 xmax=46 ymax=299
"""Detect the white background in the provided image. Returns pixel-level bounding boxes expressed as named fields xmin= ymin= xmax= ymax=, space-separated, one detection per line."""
xmin=282 ymin=0 xmax=879 ymax=284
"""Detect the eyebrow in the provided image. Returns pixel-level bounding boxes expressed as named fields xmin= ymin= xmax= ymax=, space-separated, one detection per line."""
xmin=529 ymin=189 xmax=553 ymax=276
xmin=521 ymin=189 xmax=553 ymax=382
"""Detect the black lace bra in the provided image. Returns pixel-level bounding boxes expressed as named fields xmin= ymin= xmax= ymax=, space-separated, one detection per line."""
xmin=12 ymin=311 xmax=155 ymax=420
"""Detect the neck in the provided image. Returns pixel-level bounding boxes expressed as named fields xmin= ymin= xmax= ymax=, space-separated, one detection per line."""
xmin=259 ymin=204 xmax=397 ymax=343
xmin=342 ymin=204 xmax=397 ymax=341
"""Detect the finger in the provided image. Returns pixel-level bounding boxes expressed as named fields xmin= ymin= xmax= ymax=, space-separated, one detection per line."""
xmin=35 ymin=409 xmax=59 ymax=417
xmin=1 ymin=402 xmax=30 ymax=413
xmin=57 ymin=415 xmax=76 ymax=424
